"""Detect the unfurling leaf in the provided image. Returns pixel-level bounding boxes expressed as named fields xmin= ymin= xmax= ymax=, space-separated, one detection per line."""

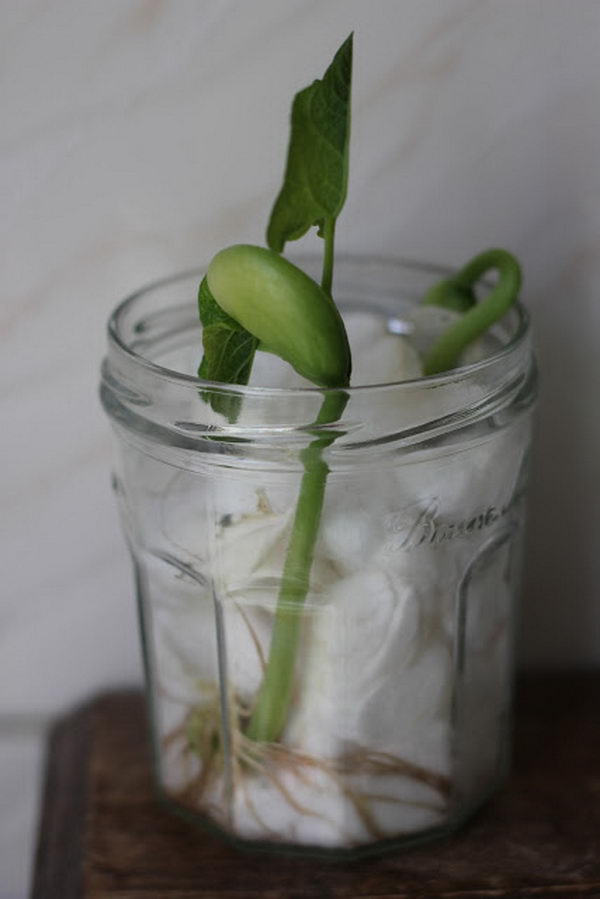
xmin=266 ymin=34 xmax=353 ymax=253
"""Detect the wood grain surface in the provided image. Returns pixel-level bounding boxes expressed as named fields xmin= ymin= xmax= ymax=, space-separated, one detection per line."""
xmin=31 ymin=674 xmax=600 ymax=898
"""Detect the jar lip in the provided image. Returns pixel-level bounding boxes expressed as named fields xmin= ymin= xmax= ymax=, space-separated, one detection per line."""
xmin=107 ymin=254 xmax=531 ymax=396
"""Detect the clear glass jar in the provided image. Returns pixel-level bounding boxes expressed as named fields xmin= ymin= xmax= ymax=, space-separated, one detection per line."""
xmin=100 ymin=255 xmax=536 ymax=858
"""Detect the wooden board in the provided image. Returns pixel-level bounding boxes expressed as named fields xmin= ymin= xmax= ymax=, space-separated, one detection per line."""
xmin=31 ymin=674 xmax=600 ymax=898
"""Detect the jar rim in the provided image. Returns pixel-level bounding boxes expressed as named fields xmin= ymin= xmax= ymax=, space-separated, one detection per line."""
xmin=106 ymin=253 xmax=531 ymax=397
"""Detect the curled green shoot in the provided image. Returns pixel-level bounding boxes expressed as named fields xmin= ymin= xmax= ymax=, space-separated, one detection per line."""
xmin=422 ymin=249 xmax=522 ymax=376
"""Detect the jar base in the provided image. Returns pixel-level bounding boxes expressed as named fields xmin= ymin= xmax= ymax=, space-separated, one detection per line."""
xmin=154 ymin=778 xmax=508 ymax=861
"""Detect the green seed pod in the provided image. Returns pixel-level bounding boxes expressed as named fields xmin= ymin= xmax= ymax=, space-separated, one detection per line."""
xmin=207 ymin=244 xmax=351 ymax=387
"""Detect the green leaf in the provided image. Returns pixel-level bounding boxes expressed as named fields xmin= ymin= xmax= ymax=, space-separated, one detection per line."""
xmin=266 ymin=33 xmax=353 ymax=253
xmin=197 ymin=274 xmax=241 ymax=330
xmin=197 ymin=276 xmax=258 ymax=421
xmin=199 ymin=325 xmax=258 ymax=385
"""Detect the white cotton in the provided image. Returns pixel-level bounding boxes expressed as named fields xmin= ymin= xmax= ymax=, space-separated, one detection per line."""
xmin=344 ymin=312 xmax=423 ymax=385
xmin=318 ymin=490 xmax=387 ymax=577
xmin=214 ymin=510 xmax=291 ymax=590
xmin=318 ymin=470 xmax=435 ymax=578
xmin=285 ymin=568 xmax=425 ymax=757
xmin=215 ymin=507 xmax=338 ymax=601
xmin=154 ymin=600 xmax=216 ymax=699
xmin=150 ymin=308 xmax=526 ymax=848
xmin=159 ymin=473 xmax=277 ymax=563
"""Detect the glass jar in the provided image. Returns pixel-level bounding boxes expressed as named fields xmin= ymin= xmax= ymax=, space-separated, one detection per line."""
xmin=100 ymin=255 xmax=536 ymax=858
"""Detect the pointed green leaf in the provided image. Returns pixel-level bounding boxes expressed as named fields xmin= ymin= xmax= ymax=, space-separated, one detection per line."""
xmin=197 ymin=276 xmax=258 ymax=421
xmin=266 ymin=34 xmax=353 ymax=252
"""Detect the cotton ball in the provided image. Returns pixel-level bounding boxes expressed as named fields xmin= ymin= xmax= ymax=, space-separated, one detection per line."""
xmin=285 ymin=568 xmax=423 ymax=756
xmin=153 ymin=597 xmax=217 ymax=706
xmin=250 ymin=347 xmax=313 ymax=389
xmin=363 ymin=641 xmax=453 ymax=773
xmin=351 ymin=333 xmax=422 ymax=385
xmin=160 ymin=473 xmax=275 ymax=563
xmin=215 ymin=511 xmax=291 ymax=589
xmin=344 ymin=312 xmax=389 ymax=355
xmin=334 ymin=568 xmax=423 ymax=691
xmin=216 ymin=507 xmax=337 ymax=600
xmin=226 ymin=764 xmax=358 ymax=846
xmin=222 ymin=600 xmax=272 ymax=696
xmin=319 ymin=475 xmax=416 ymax=577
xmin=318 ymin=503 xmax=380 ymax=576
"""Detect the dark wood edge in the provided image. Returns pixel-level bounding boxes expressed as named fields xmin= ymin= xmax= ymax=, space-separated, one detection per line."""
xmin=29 ymin=699 xmax=92 ymax=899
xmin=29 ymin=676 xmax=600 ymax=897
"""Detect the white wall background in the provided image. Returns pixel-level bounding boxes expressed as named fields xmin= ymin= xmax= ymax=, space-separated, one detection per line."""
xmin=3 ymin=0 xmax=600 ymax=718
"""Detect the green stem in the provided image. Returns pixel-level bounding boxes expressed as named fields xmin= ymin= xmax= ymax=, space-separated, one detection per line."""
xmin=245 ymin=389 xmax=348 ymax=743
xmin=320 ymin=218 xmax=336 ymax=297
xmin=422 ymin=249 xmax=521 ymax=376
xmin=245 ymin=215 xmax=345 ymax=744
